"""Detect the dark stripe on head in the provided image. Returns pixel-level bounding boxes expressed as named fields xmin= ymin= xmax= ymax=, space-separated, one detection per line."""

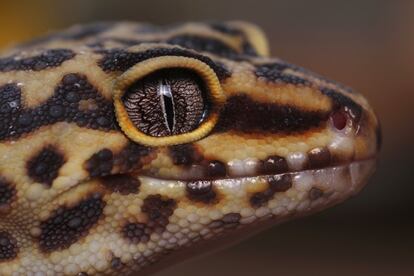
xmin=214 ymin=95 xmax=329 ymax=134
xmin=0 ymin=49 xmax=75 ymax=72
xmin=0 ymin=83 xmax=21 ymax=139
xmin=208 ymin=22 xmax=260 ymax=57
xmin=38 ymin=193 xmax=105 ymax=252
xmin=256 ymin=62 xmax=354 ymax=94
xmin=208 ymin=22 xmax=242 ymax=36
xmin=165 ymin=34 xmax=240 ymax=58
xmin=0 ymin=73 xmax=118 ymax=141
xmin=255 ymin=62 xmax=311 ymax=85
xmin=98 ymin=47 xmax=231 ymax=80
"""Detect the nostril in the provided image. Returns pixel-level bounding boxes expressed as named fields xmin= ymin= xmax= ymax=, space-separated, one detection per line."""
xmin=331 ymin=109 xmax=348 ymax=130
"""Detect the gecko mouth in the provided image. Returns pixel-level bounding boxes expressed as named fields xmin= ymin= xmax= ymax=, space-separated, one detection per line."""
xmin=140 ymin=155 xmax=378 ymax=183
xmin=136 ymin=159 xmax=377 ymax=209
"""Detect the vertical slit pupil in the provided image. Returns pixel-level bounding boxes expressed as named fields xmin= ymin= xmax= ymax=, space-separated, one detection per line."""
xmin=159 ymin=79 xmax=175 ymax=133
xmin=163 ymin=91 xmax=175 ymax=132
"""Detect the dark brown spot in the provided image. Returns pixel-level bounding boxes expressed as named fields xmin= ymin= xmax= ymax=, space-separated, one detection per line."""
xmin=85 ymin=149 xmax=113 ymax=177
xmin=307 ymin=147 xmax=331 ymax=169
xmin=206 ymin=160 xmax=226 ymax=178
xmin=169 ymin=144 xmax=203 ymax=166
xmin=123 ymin=194 xmax=177 ymax=243
xmin=77 ymin=272 xmax=89 ymax=276
xmin=209 ymin=213 xmax=241 ymax=229
xmin=186 ymin=181 xmax=217 ymax=204
xmin=0 ymin=49 xmax=75 ymax=72
xmin=250 ymin=174 xmax=292 ymax=208
xmin=268 ymin=175 xmax=292 ymax=192
xmin=208 ymin=220 xmax=224 ymax=229
xmin=0 ymin=231 xmax=18 ymax=261
xmin=0 ymin=177 xmax=16 ymax=211
xmin=142 ymin=195 xmax=177 ymax=233
xmin=122 ymin=222 xmax=151 ymax=244
xmin=0 ymin=73 xmax=118 ymax=141
xmin=98 ymin=48 xmax=231 ymax=80
xmin=100 ymin=174 xmax=140 ymax=195
xmin=309 ymin=187 xmax=324 ymax=200
xmin=114 ymin=142 xmax=153 ymax=173
xmin=260 ymin=155 xmax=288 ymax=175
xmin=214 ymin=95 xmax=328 ymax=134
xmin=27 ymin=146 xmax=65 ymax=187
xmin=222 ymin=213 xmax=241 ymax=224
xmin=111 ymin=256 xmax=123 ymax=269
xmin=38 ymin=193 xmax=105 ymax=252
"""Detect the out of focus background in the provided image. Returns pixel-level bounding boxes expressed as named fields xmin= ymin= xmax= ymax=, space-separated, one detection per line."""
xmin=1 ymin=0 xmax=412 ymax=275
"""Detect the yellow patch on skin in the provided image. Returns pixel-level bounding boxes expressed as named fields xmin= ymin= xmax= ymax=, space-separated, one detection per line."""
xmin=0 ymin=50 xmax=114 ymax=108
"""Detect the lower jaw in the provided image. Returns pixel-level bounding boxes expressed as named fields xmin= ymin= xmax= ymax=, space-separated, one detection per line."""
xmin=137 ymin=158 xmax=377 ymax=242
xmin=135 ymin=159 xmax=377 ymax=274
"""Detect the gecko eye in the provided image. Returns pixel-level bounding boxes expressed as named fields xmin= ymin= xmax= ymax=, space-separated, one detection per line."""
xmin=113 ymin=56 xmax=225 ymax=146
xmin=122 ymin=68 xmax=207 ymax=137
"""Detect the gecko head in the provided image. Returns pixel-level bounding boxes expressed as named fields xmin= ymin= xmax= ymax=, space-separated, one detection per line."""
xmin=0 ymin=21 xmax=380 ymax=275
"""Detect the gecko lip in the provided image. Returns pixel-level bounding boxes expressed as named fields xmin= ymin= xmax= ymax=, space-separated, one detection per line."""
xmin=137 ymin=159 xmax=376 ymax=212
xmin=140 ymin=156 xmax=378 ymax=182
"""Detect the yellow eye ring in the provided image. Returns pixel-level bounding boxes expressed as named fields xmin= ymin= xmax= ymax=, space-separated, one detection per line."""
xmin=113 ymin=56 xmax=225 ymax=146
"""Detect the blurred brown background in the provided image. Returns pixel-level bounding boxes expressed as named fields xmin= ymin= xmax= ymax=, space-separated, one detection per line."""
xmin=1 ymin=0 xmax=412 ymax=275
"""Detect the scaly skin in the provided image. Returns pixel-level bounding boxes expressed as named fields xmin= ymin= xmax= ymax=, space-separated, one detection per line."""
xmin=0 ymin=21 xmax=380 ymax=275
